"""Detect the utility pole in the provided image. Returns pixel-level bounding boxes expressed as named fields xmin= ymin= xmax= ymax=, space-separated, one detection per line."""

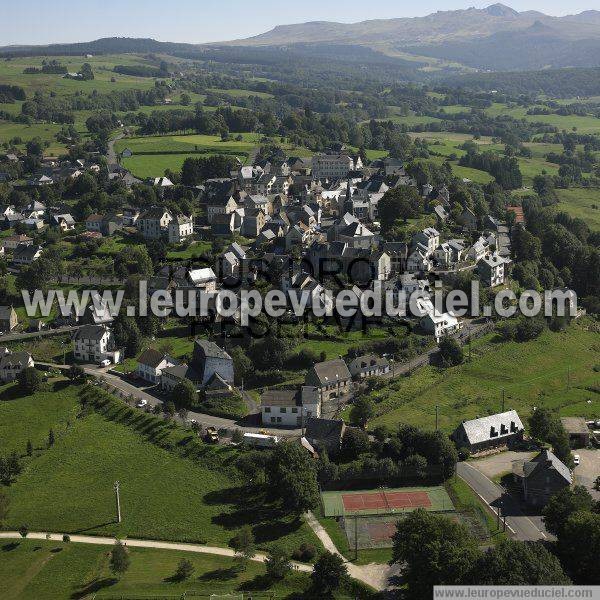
xmin=354 ymin=514 xmax=358 ymax=561
xmin=114 ymin=480 xmax=122 ymax=524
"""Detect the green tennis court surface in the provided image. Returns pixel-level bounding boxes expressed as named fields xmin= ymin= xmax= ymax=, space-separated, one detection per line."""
xmin=321 ymin=486 xmax=454 ymax=517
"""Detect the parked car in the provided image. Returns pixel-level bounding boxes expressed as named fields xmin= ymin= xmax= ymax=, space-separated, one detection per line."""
xmin=136 ymin=399 xmax=148 ymax=408
xmin=573 ymin=454 xmax=580 ymax=466
xmin=99 ymin=359 xmax=111 ymax=367
xmin=204 ymin=427 xmax=219 ymax=444
xmin=243 ymin=433 xmax=279 ymax=448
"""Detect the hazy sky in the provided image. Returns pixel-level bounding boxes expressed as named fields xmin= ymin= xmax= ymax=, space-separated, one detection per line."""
xmin=1 ymin=0 xmax=598 ymax=46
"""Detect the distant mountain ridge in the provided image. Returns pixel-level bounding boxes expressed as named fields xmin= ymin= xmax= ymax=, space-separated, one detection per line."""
xmin=3 ymin=4 xmax=600 ymax=72
xmin=231 ymin=4 xmax=600 ymax=48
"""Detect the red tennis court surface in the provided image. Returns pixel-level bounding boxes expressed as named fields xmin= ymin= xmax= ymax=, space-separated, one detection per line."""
xmin=342 ymin=490 xmax=432 ymax=512
xmin=367 ymin=521 xmax=398 ymax=544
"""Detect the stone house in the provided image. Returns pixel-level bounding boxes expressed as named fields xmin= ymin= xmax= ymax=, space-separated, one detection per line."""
xmin=305 ymin=359 xmax=352 ymax=403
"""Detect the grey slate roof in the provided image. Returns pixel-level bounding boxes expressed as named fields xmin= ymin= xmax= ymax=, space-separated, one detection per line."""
xmin=194 ymin=339 xmax=232 ymax=361
xmin=0 ymin=306 xmax=15 ymax=320
xmin=261 ymin=389 xmax=300 ymax=407
xmin=348 ymin=354 xmax=389 ymax=374
xmin=305 ymin=417 xmax=345 ymax=443
xmin=459 ymin=410 xmax=524 ymax=445
xmin=137 ymin=348 xmax=168 ymax=368
xmin=523 ymin=449 xmax=572 ymax=485
xmin=162 ymin=363 xmax=201 ymax=383
xmin=0 ymin=351 xmax=32 ymax=370
xmin=73 ymin=324 xmax=109 ymax=342
xmin=309 ymin=359 xmax=351 ymax=386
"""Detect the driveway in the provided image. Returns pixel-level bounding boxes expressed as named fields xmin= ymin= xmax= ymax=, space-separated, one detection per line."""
xmin=469 ymin=451 xmax=536 ymax=480
xmin=573 ymin=449 xmax=600 ymax=499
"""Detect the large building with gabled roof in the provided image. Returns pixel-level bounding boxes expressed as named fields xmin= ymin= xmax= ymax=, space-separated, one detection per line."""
xmin=451 ymin=410 xmax=524 ymax=453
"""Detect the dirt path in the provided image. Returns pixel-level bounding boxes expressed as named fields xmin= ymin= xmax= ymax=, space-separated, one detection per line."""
xmin=0 ymin=531 xmax=312 ymax=572
xmin=305 ymin=511 xmax=396 ymax=591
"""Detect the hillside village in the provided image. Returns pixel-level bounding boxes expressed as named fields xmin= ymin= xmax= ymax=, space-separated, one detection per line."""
xmin=1 ymin=137 xmax=598 ymax=592
xmin=1 ymin=5 xmax=600 ymax=597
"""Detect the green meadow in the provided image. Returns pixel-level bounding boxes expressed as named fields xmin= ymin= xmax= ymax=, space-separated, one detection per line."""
xmin=0 ymin=379 xmax=81 ymax=455
xmin=0 ymin=540 xmax=332 ymax=600
xmin=4 ymin=388 xmax=320 ymax=556
xmin=554 ymin=188 xmax=600 ymax=230
xmin=485 ymin=103 xmax=600 ymax=134
xmin=369 ymin=323 xmax=600 ymax=433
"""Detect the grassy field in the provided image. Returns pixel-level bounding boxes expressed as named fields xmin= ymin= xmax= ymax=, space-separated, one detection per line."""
xmin=4 ymin=397 xmax=320 ymax=555
xmin=115 ymin=132 xmax=262 ymax=155
xmin=0 ymin=55 xmax=158 ymax=96
xmin=554 ymin=188 xmax=600 ymax=230
xmin=116 ymin=132 xmax=261 ymax=177
xmin=0 ymin=121 xmax=67 ymax=156
xmin=166 ymin=240 xmax=213 ymax=260
xmin=207 ymin=87 xmax=274 ymax=99
xmin=369 ymin=323 xmax=600 ymax=433
xmin=120 ymin=154 xmax=195 ymax=178
xmin=0 ymin=379 xmax=81 ymax=455
xmin=485 ymin=103 xmax=600 ymax=134
xmin=420 ymin=134 xmax=563 ymax=186
xmin=375 ymin=113 xmax=442 ymax=127
xmin=0 ymin=540 xmax=321 ymax=600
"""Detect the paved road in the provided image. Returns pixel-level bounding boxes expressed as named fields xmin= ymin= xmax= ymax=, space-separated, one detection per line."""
xmin=107 ymin=132 xmax=141 ymax=186
xmin=0 ymin=531 xmax=312 ymax=572
xmin=106 ymin=132 xmax=125 ymax=167
xmin=457 ymin=462 xmax=549 ymax=541
xmin=381 ymin=318 xmax=493 ymax=379
xmin=84 ymin=365 xmax=304 ymax=437
xmin=0 ymin=326 xmax=80 ymax=344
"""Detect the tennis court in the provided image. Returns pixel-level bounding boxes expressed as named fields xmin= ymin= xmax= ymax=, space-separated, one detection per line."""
xmin=322 ymin=486 xmax=456 ymax=550
xmin=321 ymin=486 xmax=453 ymax=517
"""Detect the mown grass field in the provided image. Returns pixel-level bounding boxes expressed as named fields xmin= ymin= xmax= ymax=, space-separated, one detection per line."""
xmin=419 ymin=134 xmax=563 ymax=186
xmin=375 ymin=112 xmax=442 ymax=127
xmin=165 ymin=240 xmax=212 ymax=260
xmin=485 ymin=103 xmax=600 ymax=134
xmin=0 ymin=379 xmax=81 ymax=455
xmin=369 ymin=323 xmax=600 ymax=433
xmin=554 ymin=188 xmax=600 ymax=231
xmin=0 ymin=121 xmax=67 ymax=156
xmin=207 ymin=87 xmax=274 ymax=99
xmin=115 ymin=132 xmax=262 ymax=154
xmin=0 ymin=55 xmax=158 ymax=96
xmin=4 ymin=395 xmax=320 ymax=556
xmin=115 ymin=132 xmax=261 ymax=177
xmin=0 ymin=540 xmax=321 ymax=600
